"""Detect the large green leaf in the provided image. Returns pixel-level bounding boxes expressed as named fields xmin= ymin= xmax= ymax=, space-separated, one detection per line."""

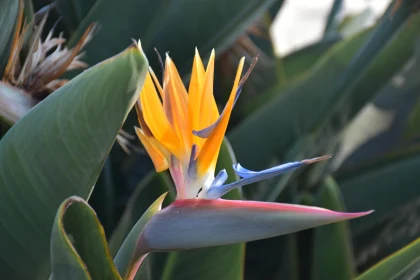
xmin=51 ymin=196 xmax=121 ymax=280
xmin=357 ymin=238 xmax=420 ymax=280
xmin=277 ymin=234 xmax=300 ymax=280
xmin=107 ymin=165 xmax=175 ymax=280
xmin=404 ymin=99 xmax=420 ymax=141
xmin=153 ymin=0 xmax=277 ymax=74
xmin=88 ymin=157 xmax=117 ymax=236
xmin=244 ymin=36 xmax=342 ymax=115
xmin=68 ymin=0 xmax=170 ymax=67
xmin=0 ymin=0 xmax=19 ymax=75
xmin=114 ymin=193 xmax=168 ymax=280
xmin=70 ymin=0 xmax=276 ymax=75
xmin=337 ymin=146 xmax=420 ymax=236
xmin=108 ymin=172 xmax=174 ymax=257
xmin=323 ymin=0 xmax=344 ymax=37
xmin=282 ymin=36 xmax=342 ymax=82
xmin=56 ymin=0 xmax=96 ymax=32
xmin=311 ymin=177 xmax=356 ymax=280
xmin=229 ymin=1 xmax=419 ymax=170
xmin=23 ymin=0 xmax=34 ymax=23
xmin=0 ymin=44 xmax=148 ymax=279
xmin=161 ymin=139 xmax=245 ymax=280
xmin=401 ymin=52 xmax=420 ymax=141
xmin=230 ymin=28 xmax=370 ymax=169
xmin=335 ymin=38 xmax=420 ymax=237
xmin=267 ymin=0 xmax=284 ymax=20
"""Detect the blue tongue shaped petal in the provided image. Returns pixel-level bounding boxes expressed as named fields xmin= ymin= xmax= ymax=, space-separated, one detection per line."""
xmin=210 ymin=169 xmax=228 ymax=188
xmin=205 ymin=156 xmax=332 ymax=199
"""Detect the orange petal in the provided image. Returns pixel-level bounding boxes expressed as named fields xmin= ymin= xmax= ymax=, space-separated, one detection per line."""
xmin=200 ymin=50 xmax=219 ymax=126
xmin=149 ymin=67 xmax=164 ymax=100
xmin=197 ymin=50 xmax=220 ymax=150
xmin=197 ymin=58 xmax=245 ymax=175
xmin=140 ymin=71 xmax=182 ymax=158
xmin=188 ymin=49 xmax=220 ymax=152
xmin=164 ymin=56 xmax=191 ymax=154
xmin=135 ymin=127 xmax=169 ymax=172
xmin=135 ymin=100 xmax=153 ymax=137
xmin=188 ymin=48 xmax=206 ymax=142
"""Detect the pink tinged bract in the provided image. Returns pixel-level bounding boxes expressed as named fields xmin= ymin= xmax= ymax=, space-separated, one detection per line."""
xmin=140 ymin=199 xmax=373 ymax=251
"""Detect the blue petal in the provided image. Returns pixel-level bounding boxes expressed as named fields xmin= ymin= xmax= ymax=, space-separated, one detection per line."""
xmin=210 ymin=169 xmax=228 ymax=189
xmin=205 ymin=156 xmax=331 ymax=199
xmin=233 ymin=162 xmax=305 ymax=179
xmin=232 ymin=163 xmax=253 ymax=178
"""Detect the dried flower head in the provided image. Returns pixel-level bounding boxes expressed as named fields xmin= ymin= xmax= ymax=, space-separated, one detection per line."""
xmin=2 ymin=5 xmax=95 ymax=100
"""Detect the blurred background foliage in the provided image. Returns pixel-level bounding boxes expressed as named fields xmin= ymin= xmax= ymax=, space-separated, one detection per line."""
xmin=1 ymin=0 xmax=420 ymax=279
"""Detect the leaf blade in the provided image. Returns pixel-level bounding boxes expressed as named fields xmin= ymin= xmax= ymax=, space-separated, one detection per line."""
xmin=311 ymin=177 xmax=356 ymax=280
xmin=0 ymin=0 xmax=19 ymax=75
xmin=51 ymin=196 xmax=121 ymax=280
xmin=357 ymin=238 xmax=420 ymax=280
xmin=0 ymin=44 xmax=148 ymax=279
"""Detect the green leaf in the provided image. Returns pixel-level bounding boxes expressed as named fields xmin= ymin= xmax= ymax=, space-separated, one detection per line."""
xmin=114 ymin=193 xmax=168 ymax=280
xmin=153 ymin=0 xmax=277 ymax=74
xmin=108 ymin=172 xmax=174 ymax=257
xmin=230 ymin=2 xmax=420 ymax=170
xmin=0 ymin=0 xmax=19 ymax=75
xmin=404 ymin=98 xmax=420 ymax=140
xmin=340 ymin=45 xmax=420 ymax=162
xmin=282 ymin=36 xmax=342 ymax=82
xmin=268 ymin=0 xmax=284 ymax=21
xmin=230 ymin=28 xmax=371 ymax=169
xmin=339 ymin=9 xmax=374 ymax=37
xmin=357 ymin=238 xmax=420 ymax=280
xmin=51 ymin=196 xmax=121 ymax=280
xmin=68 ymin=0 xmax=169 ymax=67
xmin=0 ymin=44 xmax=148 ymax=279
xmin=344 ymin=14 xmax=420 ymax=121
xmin=161 ymin=139 xmax=245 ymax=280
xmin=56 ymin=0 xmax=96 ymax=32
xmin=70 ymin=0 xmax=276 ymax=75
xmin=311 ymin=177 xmax=356 ymax=280
xmin=278 ymin=234 xmax=300 ymax=280
xmin=337 ymin=146 xmax=420 ymax=236
xmin=245 ymin=35 xmax=341 ymax=114
xmin=88 ymin=157 xmax=117 ymax=236
xmin=23 ymin=0 xmax=34 ymax=23
xmin=402 ymin=54 xmax=420 ymax=141
xmin=323 ymin=0 xmax=344 ymax=37
xmin=107 ymin=166 xmax=174 ymax=280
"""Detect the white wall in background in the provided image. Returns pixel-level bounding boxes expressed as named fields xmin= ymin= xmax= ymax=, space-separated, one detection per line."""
xmin=271 ymin=0 xmax=392 ymax=56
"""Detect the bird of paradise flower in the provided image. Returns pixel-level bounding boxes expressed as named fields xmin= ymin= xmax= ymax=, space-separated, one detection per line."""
xmin=124 ymin=42 xmax=372 ymax=280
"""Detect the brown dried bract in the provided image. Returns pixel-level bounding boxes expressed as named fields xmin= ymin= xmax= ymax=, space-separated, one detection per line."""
xmin=2 ymin=2 xmax=96 ymax=100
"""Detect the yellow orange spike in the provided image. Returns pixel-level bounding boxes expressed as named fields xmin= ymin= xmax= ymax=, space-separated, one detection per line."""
xmin=164 ymin=56 xmax=191 ymax=153
xmin=149 ymin=67 xmax=164 ymax=99
xmin=140 ymin=71 xmax=182 ymax=158
xmin=135 ymin=127 xmax=169 ymax=172
xmin=198 ymin=49 xmax=219 ymax=128
xmin=135 ymin=100 xmax=154 ymax=138
xmin=197 ymin=58 xmax=245 ymax=175
xmin=188 ymin=48 xmax=206 ymax=142
xmin=188 ymin=49 xmax=220 ymax=151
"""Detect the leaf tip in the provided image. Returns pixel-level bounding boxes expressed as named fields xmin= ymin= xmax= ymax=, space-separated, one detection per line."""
xmin=302 ymin=154 xmax=333 ymax=164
